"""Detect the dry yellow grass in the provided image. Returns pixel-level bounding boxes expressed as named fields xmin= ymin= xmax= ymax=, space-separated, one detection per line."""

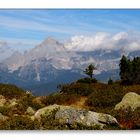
xmin=70 ymin=96 xmax=88 ymax=109
xmin=33 ymin=96 xmax=46 ymax=106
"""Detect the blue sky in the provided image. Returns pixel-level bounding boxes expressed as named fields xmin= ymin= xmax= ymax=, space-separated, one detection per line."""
xmin=0 ymin=9 xmax=140 ymax=50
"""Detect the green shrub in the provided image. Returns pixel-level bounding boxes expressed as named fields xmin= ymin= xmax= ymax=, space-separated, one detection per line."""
xmin=59 ymin=83 xmax=97 ymax=96
xmin=111 ymin=107 xmax=140 ymax=130
xmin=86 ymin=85 xmax=125 ymax=108
xmin=77 ymin=78 xmax=97 ymax=84
xmin=40 ymin=107 xmax=67 ymax=130
xmin=43 ymin=93 xmax=81 ymax=106
xmin=0 ymin=84 xmax=25 ymax=99
xmin=0 ymin=116 xmax=40 ymax=130
xmin=31 ymin=100 xmax=45 ymax=110
xmin=18 ymin=95 xmax=44 ymax=112
xmin=0 ymin=106 xmax=12 ymax=116
xmin=123 ymin=85 xmax=140 ymax=95
xmin=103 ymin=124 xmax=121 ymax=130
xmin=68 ymin=123 xmax=101 ymax=130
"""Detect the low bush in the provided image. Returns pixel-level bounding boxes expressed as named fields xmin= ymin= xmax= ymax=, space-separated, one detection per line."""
xmin=68 ymin=123 xmax=101 ymax=130
xmin=111 ymin=107 xmax=140 ymax=129
xmin=0 ymin=106 xmax=12 ymax=116
xmin=0 ymin=84 xmax=25 ymax=99
xmin=0 ymin=116 xmax=40 ymax=130
xmin=77 ymin=78 xmax=97 ymax=84
xmin=123 ymin=85 xmax=140 ymax=95
xmin=86 ymin=85 xmax=125 ymax=109
xmin=59 ymin=83 xmax=101 ymax=96
xmin=43 ymin=93 xmax=81 ymax=106
xmin=18 ymin=95 xmax=44 ymax=112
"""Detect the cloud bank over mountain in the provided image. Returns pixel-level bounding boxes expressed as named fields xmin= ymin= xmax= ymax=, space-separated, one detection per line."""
xmin=1 ymin=31 xmax=140 ymax=55
xmin=65 ymin=32 xmax=140 ymax=52
xmin=1 ymin=31 xmax=140 ymax=71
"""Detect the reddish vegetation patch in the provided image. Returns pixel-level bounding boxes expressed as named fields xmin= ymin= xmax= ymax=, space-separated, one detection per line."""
xmin=123 ymin=85 xmax=140 ymax=95
xmin=112 ymin=107 xmax=140 ymax=130
xmin=42 ymin=93 xmax=81 ymax=106
xmin=70 ymin=97 xmax=87 ymax=109
xmin=119 ymin=120 xmax=134 ymax=130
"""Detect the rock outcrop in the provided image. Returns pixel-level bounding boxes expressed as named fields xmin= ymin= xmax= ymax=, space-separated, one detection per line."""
xmin=35 ymin=104 xmax=118 ymax=129
xmin=115 ymin=92 xmax=140 ymax=111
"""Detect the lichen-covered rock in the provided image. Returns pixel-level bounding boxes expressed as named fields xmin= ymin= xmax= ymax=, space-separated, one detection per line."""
xmin=55 ymin=107 xmax=118 ymax=129
xmin=26 ymin=107 xmax=35 ymax=116
xmin=34 ymin=104 xmax=60 ymax=120
xmin=30 ymin=116 xmax=35 ymax=121
xmin=34 ymin=104 xmax=118 ymax=129
xmin=115 ymin=92 xmax=140 ymax=111
xmin=8 ymin=98 xmax=18 ymax=107
xmin=0 ymin=95 xmax=6 ymax=107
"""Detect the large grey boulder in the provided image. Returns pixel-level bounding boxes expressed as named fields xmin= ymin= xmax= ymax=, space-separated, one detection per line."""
xmin=34 ymin=104 xmax=118 ymax=129
xmin=115 ymin=92 xmax=140 ymax=111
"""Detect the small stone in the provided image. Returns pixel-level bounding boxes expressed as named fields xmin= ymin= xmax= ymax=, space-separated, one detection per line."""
xmin=31 ymin=116 xmax=35 ymax=121
xmin=8 ymin=98 xmax=18 ymax=107
xmin=0 ymin=95 xmax=6 ymax=107
xmin=27 ymin=107 xmax=35 ymax=116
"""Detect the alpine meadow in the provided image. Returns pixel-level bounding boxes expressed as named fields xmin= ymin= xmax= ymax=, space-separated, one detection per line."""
xmin=1 ymin=10 xmax=140 ymax=130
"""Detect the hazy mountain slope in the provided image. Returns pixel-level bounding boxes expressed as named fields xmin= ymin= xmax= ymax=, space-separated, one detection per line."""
xmin=3 ymin=37 xmax=77 ymax=71
xmin=22 ymin=69 xmax=85 ymax=95
xmin=0 ymin=41 xmax=14 ymax=62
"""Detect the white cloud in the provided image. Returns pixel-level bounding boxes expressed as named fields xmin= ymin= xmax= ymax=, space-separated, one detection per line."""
xmin=125 ymin=42 xmax=140 ymax=52
xmin=112 ymin=32 xmax=128 ymax=41
xmin=65 ymin=32 xmax=109 ymax=51
xmin=65 ymin=32 xmax=140 ymax=52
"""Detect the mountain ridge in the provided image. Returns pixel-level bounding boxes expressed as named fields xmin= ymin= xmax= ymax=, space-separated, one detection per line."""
xmin=0 ymin=36 xmax=139 ymax=95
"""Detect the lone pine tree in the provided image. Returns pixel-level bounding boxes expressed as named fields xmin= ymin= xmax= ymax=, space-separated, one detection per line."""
xmin=84 ymin=64 xmax=96 ymax=79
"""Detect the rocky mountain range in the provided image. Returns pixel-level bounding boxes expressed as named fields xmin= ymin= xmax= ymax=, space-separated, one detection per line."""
xmin=0 ymin=36 xmax=140 ymax=95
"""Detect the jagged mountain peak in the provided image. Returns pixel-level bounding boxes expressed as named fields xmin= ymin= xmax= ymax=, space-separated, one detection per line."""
xmin=43 ymin=36 xmax=59 ymax=44
xmin=37 ymin=36 xmax=63 ymax=48
xmin=32 ymin=37 xmax=65 ymax=54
